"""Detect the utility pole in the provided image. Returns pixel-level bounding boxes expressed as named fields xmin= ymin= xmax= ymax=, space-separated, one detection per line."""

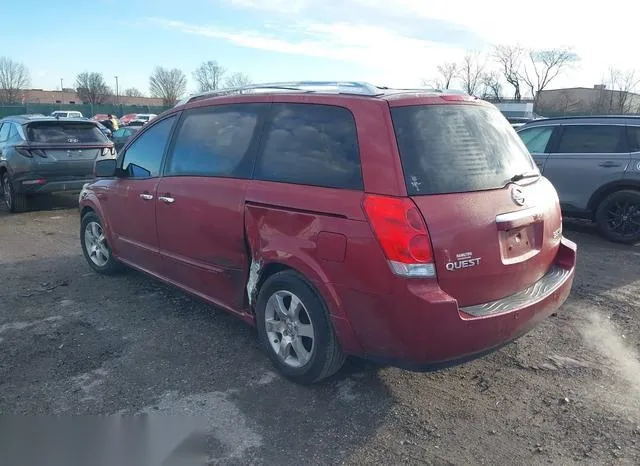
xmin=114 ymin=76 xmax=119 ymax=105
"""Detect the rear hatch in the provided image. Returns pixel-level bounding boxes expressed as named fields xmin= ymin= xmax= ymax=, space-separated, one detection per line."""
xmin=23 ymin=120 xmax=112 ymax=178
xmin=390 ymin=102 xmax=562 ymax=307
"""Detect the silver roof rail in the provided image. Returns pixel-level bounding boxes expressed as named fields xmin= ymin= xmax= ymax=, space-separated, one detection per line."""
xmin=175 ymin=81 xmax=385 ymax=106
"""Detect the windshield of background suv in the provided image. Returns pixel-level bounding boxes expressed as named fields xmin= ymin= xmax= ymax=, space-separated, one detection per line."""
xmin=25 ymin=121 xmax=108 ymax=144
xmin=391 ymin=104 xmax=536 ymax=195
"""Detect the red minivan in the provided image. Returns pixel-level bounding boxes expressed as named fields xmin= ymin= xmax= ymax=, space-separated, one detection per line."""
xmin=79 ymin=82 xmax=577 ymax=384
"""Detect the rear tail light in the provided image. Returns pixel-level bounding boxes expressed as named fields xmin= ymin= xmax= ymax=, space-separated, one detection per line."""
xmin=16 ymin=148 xmax=34 ymax=158
xmin=16 ymin=148 xmax=47 ymax=158
xmin=363 ymin=194 xmax=436 ymax=278
xmin=101 ymin=147 xmax=115 ymax=156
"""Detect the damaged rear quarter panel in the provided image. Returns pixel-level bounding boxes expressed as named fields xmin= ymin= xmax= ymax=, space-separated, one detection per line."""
xmin=243 ymin=181 xmax=379 ymax=352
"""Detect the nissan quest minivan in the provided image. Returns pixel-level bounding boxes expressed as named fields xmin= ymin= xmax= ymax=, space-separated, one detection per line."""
xmin=79 ymin=81 xmax=577 ymax=384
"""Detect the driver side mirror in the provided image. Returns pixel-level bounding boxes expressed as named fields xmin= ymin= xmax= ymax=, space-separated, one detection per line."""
xmin=94 ymin=158 xmax=118 ymax=177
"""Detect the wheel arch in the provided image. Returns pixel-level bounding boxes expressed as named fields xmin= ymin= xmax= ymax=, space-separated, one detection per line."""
xmin=587 ymin=179 xmax=640 ymax=216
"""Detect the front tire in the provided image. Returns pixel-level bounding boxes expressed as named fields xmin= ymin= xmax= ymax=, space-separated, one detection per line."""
xmin=80 ymin=212 xmax=121 ymax=274
xmin=256 ymin=271 xmax=345 ymax=384
xmin=595 ymin=190 xmax=640 ymax=244
xmin=2 ymin=172 xmax=28 ymax=213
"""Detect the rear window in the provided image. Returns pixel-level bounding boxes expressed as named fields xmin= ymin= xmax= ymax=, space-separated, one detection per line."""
xmin=26 ymin=122 xmax=108 ymax=144
xmin=391 ymin=104 xmax=536 ymax=195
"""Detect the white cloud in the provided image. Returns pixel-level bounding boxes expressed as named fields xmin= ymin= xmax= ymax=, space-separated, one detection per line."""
xmin=225 ymin=0 xmax=308 ymax=13
xmin=150 ymin=17 xmax=466 ymax=87
xmin=163 ymin=0 xmax=640 ymax=90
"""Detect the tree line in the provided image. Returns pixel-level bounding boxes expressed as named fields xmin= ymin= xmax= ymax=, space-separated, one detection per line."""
xmin=423 ymin=46 xmax=580 ymax=105
xmin=0 ymin=57 xmax=252 ymax=106
xmin=424 ymin=45 xmax=639 ymax=114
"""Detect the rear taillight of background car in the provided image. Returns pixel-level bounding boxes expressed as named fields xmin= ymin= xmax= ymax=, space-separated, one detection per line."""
xmin=363 ymin=194 xmax=436 ymax=278
xmin=101 ymin=147 xmax=115 ymax=157
xmin=16 ymin=148 xmax=47 ymax=158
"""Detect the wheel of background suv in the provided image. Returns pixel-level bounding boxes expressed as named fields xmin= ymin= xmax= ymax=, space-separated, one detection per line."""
xmin=256 ymin=270 xmax=345 ymax=384
xmin=80 ymin=211 xmax=121 ymax=274
xmin=2 ymin=172 xmax=29 ymax=213
xmin=595 ymin=189 xmax=640 ymax=244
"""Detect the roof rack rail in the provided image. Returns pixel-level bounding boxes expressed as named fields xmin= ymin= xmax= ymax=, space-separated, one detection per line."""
xmin=175 ymin=81 xmax=385 ymax=106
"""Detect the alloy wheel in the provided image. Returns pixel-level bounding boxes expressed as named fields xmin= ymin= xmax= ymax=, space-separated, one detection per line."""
xmin=264 ymin=290 xmax=315 ymax=368
xmin=84 ymin=221 xmax=110 ymax=267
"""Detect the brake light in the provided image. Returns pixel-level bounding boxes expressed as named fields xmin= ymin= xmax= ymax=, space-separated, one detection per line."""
xmin=16 ymin=148 xmax=33 ymax=158
xmin=363 ymin=194 xmax=436 ymax=278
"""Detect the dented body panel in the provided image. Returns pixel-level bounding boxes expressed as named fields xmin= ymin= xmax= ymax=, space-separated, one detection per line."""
xmin=79 ymin=89 xmax=577 ymax=371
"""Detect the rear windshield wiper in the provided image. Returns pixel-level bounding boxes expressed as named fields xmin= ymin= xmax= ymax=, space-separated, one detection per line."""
xmin=509 ymin=171 xmax=540 ymax=183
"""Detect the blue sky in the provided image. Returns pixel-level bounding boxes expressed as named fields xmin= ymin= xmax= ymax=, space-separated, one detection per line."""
xmin=4 ymin=0 xmax=638 ymax=96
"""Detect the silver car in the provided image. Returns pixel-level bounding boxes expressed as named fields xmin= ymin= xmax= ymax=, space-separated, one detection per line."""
xmin=517 ymin=116 xmax=640 ymax=244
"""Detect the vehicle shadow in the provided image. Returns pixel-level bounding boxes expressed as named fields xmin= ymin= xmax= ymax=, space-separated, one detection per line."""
xmin=0 ymin=254 xmax=394 ymax=464
xmin=562 ymin=218 xmax=639 ymax=313
xmin=0 ymin=193 xmax=78 ymax=218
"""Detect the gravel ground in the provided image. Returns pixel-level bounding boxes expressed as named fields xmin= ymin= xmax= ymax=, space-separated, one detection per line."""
xmin=0 ymin=195 xmax=639 ymax=465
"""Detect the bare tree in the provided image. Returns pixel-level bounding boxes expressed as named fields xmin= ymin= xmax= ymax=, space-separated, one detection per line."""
xmin=75 ymin=72 xmax=112 ymax=104
xmin=149 ymin=67 xmax=187 ymax=106
xmin=459 ymin=51 xmax=485 ymax=96
xmin=225 ymin=72 xmax=252 ymax=88
xmin=421 ymin=77 xmax=444 ymax=89
xmin=0 ymin=57 xmax=31 ymax=104
xmin=481 ymin=71 xmax=503 ymax=101
xmin=609 ymin=68 xmax=638 ymax=113
xmin=124 ymin=87 xmax=144 ymax=97
xmin=193 ymin=60 xmax=225 ymax=92
xmin=522 ymin=48 xmax=578 ymax=106
xmin=437 ymin=62 xmax=458 ymax=89
xmin=493 ymin=45 xmax=524 ymax=101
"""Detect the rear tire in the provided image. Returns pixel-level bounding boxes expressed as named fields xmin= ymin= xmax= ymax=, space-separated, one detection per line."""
xmin=595 ymin=189 xmax=640 ymax=244
xmin=256 ymin=270 xmax=345 ymax=384
xmin=2 ymin=172 xmax=29 ymax=213
xmin=80 ymin=211 xmax=122 ymax=274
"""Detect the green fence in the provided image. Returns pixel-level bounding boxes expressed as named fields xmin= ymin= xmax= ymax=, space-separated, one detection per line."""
xmin=0 ymin=103 xmax=171 ymax=119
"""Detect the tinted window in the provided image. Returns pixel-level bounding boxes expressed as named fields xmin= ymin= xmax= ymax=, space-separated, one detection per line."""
xmin=391 ymin=104 xmax=536 ymax=195
xmin=555 ymin=125 xmax=626 ymax=154
xmin=256 ymin=103 xmax=362 ymax=190
xmin=627 ymin=126 xmax=640 ymax=152
xmin=166 ymin=105 xmax=261 ymax=178
xmin=121 ymin=115 xmax=176 ymax=178
xmin=26 ymin=122 xmax=108 ymax=144
xmin=0 ymin=123 xmax=9 ymax=142
xmin=7 ymin=123 xmax=21 ymax=143
xmin=518 ymin=126 xmax=554 ymax=153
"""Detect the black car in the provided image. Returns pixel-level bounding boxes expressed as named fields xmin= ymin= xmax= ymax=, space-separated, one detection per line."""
xmin=110 ymin=126 xmax=141 ymax=152
xmin=0 ymin=115 xmax=114 ymax=212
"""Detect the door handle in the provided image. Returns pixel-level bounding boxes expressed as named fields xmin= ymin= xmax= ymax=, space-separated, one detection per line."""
xmin=139 ymin=193 xmax=154 ymax=200
xmin=598 ymin=161 xmax=621 ymax=168
xmin=158 ymin=195 xmax=175 ymax=204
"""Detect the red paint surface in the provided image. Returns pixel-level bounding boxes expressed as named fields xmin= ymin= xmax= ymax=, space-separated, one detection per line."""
xmin=81 ymin=91 xmax=577 ymax=368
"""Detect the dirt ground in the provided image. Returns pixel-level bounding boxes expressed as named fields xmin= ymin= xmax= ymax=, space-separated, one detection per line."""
xmin=0 ymin=195 xmax=639 ymax=465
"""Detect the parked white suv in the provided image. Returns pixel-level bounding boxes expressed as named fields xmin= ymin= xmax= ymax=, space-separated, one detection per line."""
xmin=50 ymin=111 xmax=83 ymax=118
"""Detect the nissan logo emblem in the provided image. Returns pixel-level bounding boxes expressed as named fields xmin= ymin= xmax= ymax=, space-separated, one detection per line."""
xmin=511 ymin=187 xmax=526 ymax=206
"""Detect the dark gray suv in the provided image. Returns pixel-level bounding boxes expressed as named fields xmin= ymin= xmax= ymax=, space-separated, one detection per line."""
xmin=0 ymin=115 xmax=114 ymax=212
xmin=518 ymin=116 xmax=640 ymax=244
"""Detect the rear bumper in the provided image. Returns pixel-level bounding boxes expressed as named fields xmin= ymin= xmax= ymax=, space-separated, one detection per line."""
xmin=14 ymin=177 xmax=94 ymax=195
xmin=338 ymin=237 xmax=577 ymax=369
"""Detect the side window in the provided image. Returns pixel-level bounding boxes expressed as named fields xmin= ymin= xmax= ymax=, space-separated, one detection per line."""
xmin=0 ymin=123 xmax=9 ymax=142
xmin=166 ymin=104 xmax=262 ymax=178
xmin=7 ymin=123 xmax=20 ymax=142
xmin=255 ymin=103 xmax=362 ymax=190
xmin=627 ymin=126 xmax=640 ymax=153
xmin=121 ymin=115 xmax=176 ymax=178
xmin=112 ymin=128 xmax=125 ymax=138
xmin=554 ymin=125 xmax=626 ymax=154
xmin=518 ymin=126 xmax=554 ymax=154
